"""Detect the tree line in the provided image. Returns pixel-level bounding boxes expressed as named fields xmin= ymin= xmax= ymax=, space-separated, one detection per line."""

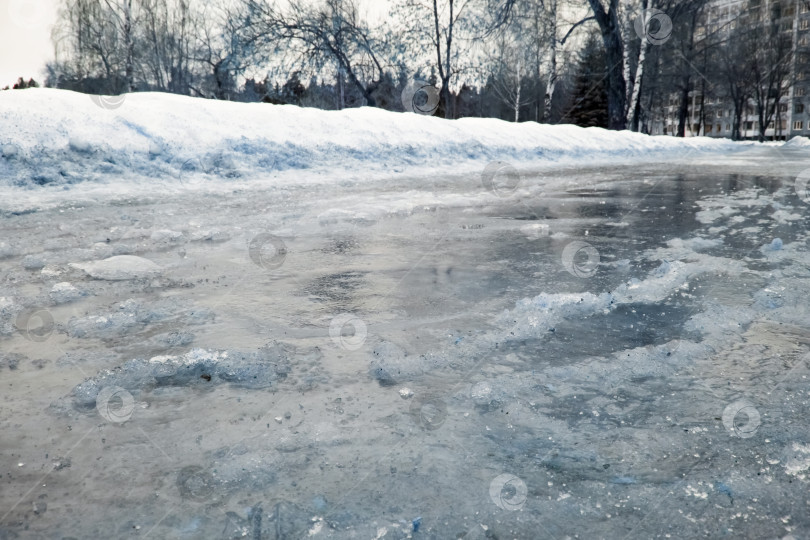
xmin=40 ymin=0 xmax=800 ymax=138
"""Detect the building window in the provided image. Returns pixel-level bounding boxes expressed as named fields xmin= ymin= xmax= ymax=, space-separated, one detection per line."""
xmin=794 ymin=120 xmax=804 ymax=130
xmin=716 ymin=124 xmax=722 ymax=133
xmin=717 ymin=110 xmax=723 ymax=117
xmin=797 ymin=104 xmax=806 ymax=113
xmin=798 ymin=88 xmax=807 ymax=97
xmin=745 ymin=121 xmax=754 ymax=130
xmin=781 ymin=103 xmax=789 ymax=112
xmin=726 ymin=124 xmax=731 ymax=131
xmin=802 ymin=19 xmax=810 ymax=29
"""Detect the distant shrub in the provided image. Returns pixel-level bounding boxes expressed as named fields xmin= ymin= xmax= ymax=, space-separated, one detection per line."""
xmin=1 ymin=77 xmax=40 ymax=91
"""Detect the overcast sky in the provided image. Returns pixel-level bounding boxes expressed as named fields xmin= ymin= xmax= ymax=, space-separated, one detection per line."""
xmin=1 ymin=0 xmax=61 ymax=88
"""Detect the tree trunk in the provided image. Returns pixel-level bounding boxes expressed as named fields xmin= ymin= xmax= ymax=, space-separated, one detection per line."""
xmin=124 ymin=0 xmax=134 ymax=92
xmin=514 ymin=58 xmax=522 ymax=122
xmin=626 ymin=41 xmax=646 ymax=129
xmin=676 ymin=82 xmax=690 ymax=137
xmin=338 ymin=69 xmax=344 ymax=110
xmin=432 ymin=0 xmax=455 ymax=119
xmin=543 ymin=0 xmax=557 ymax=122
xmin=622 ymin=6 xmax=632 ymax=109
xmin=586 ymin=0 xmax=627 ymax=130
xmin=626 ymin=0 xmax=649 ymax=130
xmin=676 ymin=6 xmax=699 ymax=137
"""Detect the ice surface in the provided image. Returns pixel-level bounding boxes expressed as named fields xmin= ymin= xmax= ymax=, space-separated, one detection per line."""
xmin=1 ymin=99 xmax=808 ymax=538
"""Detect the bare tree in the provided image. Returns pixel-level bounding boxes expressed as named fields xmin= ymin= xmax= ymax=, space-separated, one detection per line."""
xmin=717 ymin=22 xmax=755 ymax=140
xmin=395 ymin=0 xmax=481 ymax=118
xmin=486 ymin=28 xmax=535 ymax=121
xmin=192 ymin=2 xmax=252 ymax=99
xmin=749 ymin=3 xmax=793 ymax=142
xmin=243 ymin=0 xmax=387 ymax=107
xmin=101 ymin=0 xmax=137 ymax=91
xmin=140 ymin=0 xmax=195 ymax=94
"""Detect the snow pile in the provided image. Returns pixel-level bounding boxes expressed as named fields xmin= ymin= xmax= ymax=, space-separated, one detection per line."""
xmin=0 ymin=88 xmax=746 ymax=189
xmin=784 ymin=136 xmax=810 ymax=148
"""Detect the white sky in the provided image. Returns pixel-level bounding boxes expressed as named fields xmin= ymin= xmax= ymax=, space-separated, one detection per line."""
xmin=0 ymin=0 xmax=60 ymax=88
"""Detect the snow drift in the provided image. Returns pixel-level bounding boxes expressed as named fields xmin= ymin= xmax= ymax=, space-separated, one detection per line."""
xmin=0 ymin=88 xmax=745 ymax=189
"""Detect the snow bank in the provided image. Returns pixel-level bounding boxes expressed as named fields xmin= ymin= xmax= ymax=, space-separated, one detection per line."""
xmin=0 ymin=88 xmax=745 ymax=189
xmin=785 ymin=136 xmax=810 ymax=147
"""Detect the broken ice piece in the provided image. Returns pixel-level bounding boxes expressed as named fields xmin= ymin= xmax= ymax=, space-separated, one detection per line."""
xmin=70 ymin=255 xmax=162 ymax=280
xmin=399 ymin=388 xmax=413 ymax=399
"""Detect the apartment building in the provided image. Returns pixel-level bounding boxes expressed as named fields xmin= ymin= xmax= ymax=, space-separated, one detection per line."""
xmin=652 ymin=0 xmax=810 ymax=140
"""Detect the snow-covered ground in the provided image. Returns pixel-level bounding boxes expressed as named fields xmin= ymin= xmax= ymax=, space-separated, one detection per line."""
xmin=1 ymin=90 xmax=810 ymax=539
xmin=0 ymin=88 xmax=746 ymax=204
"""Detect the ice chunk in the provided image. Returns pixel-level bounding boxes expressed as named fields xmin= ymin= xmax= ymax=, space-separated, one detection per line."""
xmin=50 ymin=282 xmax=85 ymax=304
xmin=150 ymin=229 xmax=185 ymax=245
xmin=22 ymin=255 xmax=46 ymax=270
xmin=0 ymin=242 xmax=14 ymax=259
xmin=67 ymin=343 xmax=298 ymax=411
xmin=70 ymin=255 xmax=161 ymax=280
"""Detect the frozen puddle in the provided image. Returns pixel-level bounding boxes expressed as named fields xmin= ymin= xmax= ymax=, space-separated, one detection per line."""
xmin=2 ymin=151 xmax=810 ymax=538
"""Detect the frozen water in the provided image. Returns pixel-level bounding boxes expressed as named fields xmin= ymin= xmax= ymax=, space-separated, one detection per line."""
xmin=1 ymin=116 xmax=809 ymax=537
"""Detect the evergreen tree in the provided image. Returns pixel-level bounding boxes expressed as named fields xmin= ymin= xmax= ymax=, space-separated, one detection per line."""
xmin=563 ymin=31 xmax=608 ymax=129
